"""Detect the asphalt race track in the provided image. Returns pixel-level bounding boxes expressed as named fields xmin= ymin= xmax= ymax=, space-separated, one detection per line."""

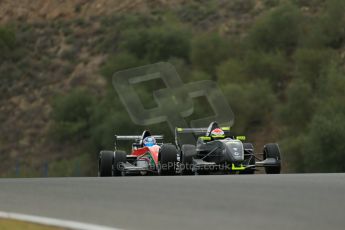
xmin=0 ymin=174 xmax=344 ymax=230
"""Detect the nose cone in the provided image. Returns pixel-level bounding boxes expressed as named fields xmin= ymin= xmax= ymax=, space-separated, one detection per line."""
xmin=224 ymin=140 xmax=244 ymax=162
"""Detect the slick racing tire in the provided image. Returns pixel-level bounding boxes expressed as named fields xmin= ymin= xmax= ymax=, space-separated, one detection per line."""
xmin=180 ymin=144 xmax=196 ymax=175
xmin=158 ymin=144 xmax=178 ymax=175
xmin=113 ymin=150 xmax=126 ymax=176
xmin=240 ymin=143 xmax=255 ymax=174
xmin=263 ymin=143 xmax=281 ymax=174
xmin=99 ymin=150 xmax=114 ymax=177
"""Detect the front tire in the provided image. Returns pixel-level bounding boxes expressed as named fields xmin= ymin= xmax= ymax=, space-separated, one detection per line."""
xmin=158 ymin=144 xmax=178 ymax=175
xmin=99 ymin=151 xmax=113 ymax=177
xmin=263 ymin=143 xmax=281 ymax=174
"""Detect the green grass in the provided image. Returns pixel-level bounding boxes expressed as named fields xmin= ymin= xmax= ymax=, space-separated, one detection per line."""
xmin=0 ymin=218 xmax=65 ymax=230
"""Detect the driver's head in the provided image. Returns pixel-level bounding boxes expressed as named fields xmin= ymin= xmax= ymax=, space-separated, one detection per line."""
xmin=210 ymin=128 xmax=225 ymax=139
xmin=143 ymin=136 xmax=156 ymax=147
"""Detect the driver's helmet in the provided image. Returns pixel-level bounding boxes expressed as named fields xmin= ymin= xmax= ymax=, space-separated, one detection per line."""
xmin=210 ymin=128 xmax=225 ymax=139
xmin=143 ymin=136 xmax=156 ymax=147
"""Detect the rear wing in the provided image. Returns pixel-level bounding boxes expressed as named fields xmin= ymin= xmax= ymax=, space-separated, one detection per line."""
xmin=115 ymin=135 xmax=164 ymax=141
xmin=114 ymin=135 xmax=164 ymax=150
xmin=174 ymin=127 xmax=231 ymax=148
xmin=175 ymin=127 xmax=231 ymax=134
xmin=175 ymin=128 xmax=208 ymax=135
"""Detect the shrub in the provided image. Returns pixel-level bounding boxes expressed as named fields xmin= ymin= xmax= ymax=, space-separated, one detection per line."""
xmin=100 ymin=52 xmax=143 ymax=83
xmin=276 ymin=79 xmax=314 ymax=133
xmin=97 ymin=14 xmax=159 ymax=53
xmin=89 ymin=92 xmax=140 ymax=150
xmin=300 ymin=0 xmax=345 ymax=49
xmin=0 ymin=26 xmax=15 ymax=48
xmin=217 ymin=58 xmax=247 ymax=84
xmin=280 ymin=63 xmax=345 ymax=172
xmin=317 ymin=62 xmax=345 ymax=103
xmin=120 ymin=26 xmax=191 ymax=62
xmin=48 ymin=154 xmax=93 ymax=177
xmin=279 ymin=134 xmax=307 ymax=173
xmin=188 ymin=70 xmax=212 ymax=82
xmin=293 ymin=48 xmax=334 ymax=88
xmin=51 ymin=89 xmax=95 ymax=141
xmin=247 ymin=3 xmax=302 ymax=53
xmin=303 ymin=105 xmax=345 ymax=172
xmin=0 ymin=26 xmax=16 ymax=60
xmin=244 ymin=50 xmax=290 ymax=88
xmin=221 ymin=80 xmax=276 ymax=133
xmin=218 ymin=50 xmax=290 ymax=88
xmin=190 ymin=33 xmax=230 ymax=78
xmin=320 ymin=0 xmax=345 ymax=48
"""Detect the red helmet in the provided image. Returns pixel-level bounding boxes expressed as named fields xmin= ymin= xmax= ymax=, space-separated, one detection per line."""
xmin=211 ymin=128 xmax=224 ymax=138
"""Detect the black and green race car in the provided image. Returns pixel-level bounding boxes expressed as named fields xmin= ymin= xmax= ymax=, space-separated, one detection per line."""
xmin=175 ymin=121 xmax=282 ymax=175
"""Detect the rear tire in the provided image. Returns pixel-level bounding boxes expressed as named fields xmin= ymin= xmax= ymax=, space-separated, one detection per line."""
xmin=99 ymin=151 xmax=113 ymax=177
xmin=180 ymin=144 xmax=196 ymax=175
xmin=158 ymin=144 xmax=178 ymax=175
xmin=114 ymin=150 xmax=126 ymax=176
xmin=263 ymin=143 xmax=281 ymax=174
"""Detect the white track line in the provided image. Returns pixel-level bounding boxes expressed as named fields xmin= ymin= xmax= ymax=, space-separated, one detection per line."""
xmin=0 ymin=211 xmax=122 ymax=230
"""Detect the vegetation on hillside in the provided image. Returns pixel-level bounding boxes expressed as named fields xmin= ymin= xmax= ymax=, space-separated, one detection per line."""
xmin=1 ymin=0 xmax=345 ymax=175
